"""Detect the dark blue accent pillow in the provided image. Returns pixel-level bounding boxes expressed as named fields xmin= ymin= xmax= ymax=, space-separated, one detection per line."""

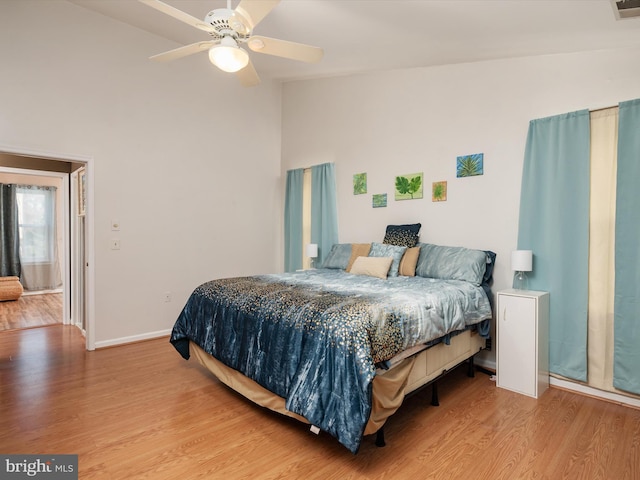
xmin=383 ymin=223 xmax=421 ymax=248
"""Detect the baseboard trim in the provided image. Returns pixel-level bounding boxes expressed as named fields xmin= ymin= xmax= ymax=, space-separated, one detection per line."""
xmin=22 ymin=288 xmax=63 ymax=296
xmin=475 ymin=357 xmax=496 ymax=373
xmin=92 ymin=338 xmax=640 ymax=409
xmin=476 ymin=358 xmax=639 ymax=408
xmin=550 ymin=377 xmax=640 ymax=409
xmin=95 ymin=329 xmax=171 ymax=349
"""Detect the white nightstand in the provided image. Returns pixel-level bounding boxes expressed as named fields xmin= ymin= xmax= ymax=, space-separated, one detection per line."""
xmin=496 ymin=289 xmax=550 ymax=398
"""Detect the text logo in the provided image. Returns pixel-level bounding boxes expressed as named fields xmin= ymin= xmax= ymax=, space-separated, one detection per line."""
xmin=1 ymin=455 xmax=78 ymax=479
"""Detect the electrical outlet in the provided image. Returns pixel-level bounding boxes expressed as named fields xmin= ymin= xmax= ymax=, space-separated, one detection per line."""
xmin=163 ymin=292 xmax=172 ymax=303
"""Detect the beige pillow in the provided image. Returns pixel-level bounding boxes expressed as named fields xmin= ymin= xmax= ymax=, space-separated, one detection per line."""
xmin=399 ymin=247 xmax=421 ymax=276
xmin=346 ymin=243 xmax=372 ymax=272
xmin=350 ymin=256 xmax=393 ymax=279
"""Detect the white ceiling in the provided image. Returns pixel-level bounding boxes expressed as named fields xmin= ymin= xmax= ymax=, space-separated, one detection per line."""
xmin=69 ymin=0 xmax=640 ymax=83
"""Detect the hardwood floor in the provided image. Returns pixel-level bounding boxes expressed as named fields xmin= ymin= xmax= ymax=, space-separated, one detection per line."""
xmin=0 ymin=292 xmax=62 ymax=331
xmin=1 ymin=325 xmax=639 ymax=480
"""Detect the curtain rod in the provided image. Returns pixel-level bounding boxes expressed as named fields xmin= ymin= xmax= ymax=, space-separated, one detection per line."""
xmin=590 ymin=105 xmax=618 ymax=113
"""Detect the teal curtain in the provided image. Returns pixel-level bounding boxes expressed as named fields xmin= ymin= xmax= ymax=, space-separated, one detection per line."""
xmin=517 ymin=110 xmax=591 ymax=382
xmin=311 ymin=163 xmax=339 ymax=267
xmin=0 ymin=183 xmax=21 ymax=278
xmin=284 ymin=169 xmax=304 ymax=272
xmin=613 ymin=98 xmax=640 ymax=395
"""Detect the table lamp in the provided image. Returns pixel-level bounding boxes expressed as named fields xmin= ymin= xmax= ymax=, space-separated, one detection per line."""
xmin=512 ymin=250 xmax=532 ymax=290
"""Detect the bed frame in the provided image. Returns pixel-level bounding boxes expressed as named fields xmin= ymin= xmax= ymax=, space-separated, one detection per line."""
xmin=189 ymin=327 xmax=486 ymax=449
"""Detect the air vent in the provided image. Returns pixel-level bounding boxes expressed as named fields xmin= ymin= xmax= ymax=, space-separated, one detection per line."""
xmin=611 ymin=0 xmax=640 ymax=19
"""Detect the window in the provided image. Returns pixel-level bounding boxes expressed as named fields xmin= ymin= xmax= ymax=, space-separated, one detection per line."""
xmin=16 ymin=186 xmax=56 ymax=264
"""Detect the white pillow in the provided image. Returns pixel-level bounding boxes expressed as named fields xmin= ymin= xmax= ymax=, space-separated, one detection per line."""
xmin=349 ymin=256 xmax=393 ymax=279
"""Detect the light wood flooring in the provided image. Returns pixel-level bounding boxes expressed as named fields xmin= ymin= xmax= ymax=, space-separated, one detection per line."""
xmin=1 ymin=325 xmax=639 ymax=480
xmin=0 ymin=292 xmax=62 ymax=331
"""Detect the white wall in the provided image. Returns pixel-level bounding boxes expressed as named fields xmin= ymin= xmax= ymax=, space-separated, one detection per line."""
xmin=0 ymin=1 xmax=283 ymax=344
xmin=281 ymin=47 xmax=640 ymax=365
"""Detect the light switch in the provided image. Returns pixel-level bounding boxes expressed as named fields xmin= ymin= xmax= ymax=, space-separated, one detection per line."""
xmin=111 ymin=239 xmax=121 ymax=250
xmin=111 ymin=219 xmax=120 ymax=231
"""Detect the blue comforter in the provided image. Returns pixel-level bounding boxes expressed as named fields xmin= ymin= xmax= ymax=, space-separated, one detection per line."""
xmin=170 ymin=269 xmax=491 ymax=453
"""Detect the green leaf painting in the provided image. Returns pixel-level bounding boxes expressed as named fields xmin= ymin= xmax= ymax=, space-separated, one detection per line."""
xmin=456 ymin=153 xmax=484 ymax=177
xmin=432 ymin=181 xmax=447 ymax=202
xmin=372 ymin=193 xmax=387 ymax=208
xmin=353 ymin=173 xmax=367 ymax=195
xmin=394 ymin=173 xmax=423 ymax=200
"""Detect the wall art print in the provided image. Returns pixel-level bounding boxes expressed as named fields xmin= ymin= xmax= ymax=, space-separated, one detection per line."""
xmin=353 ymin=172 xmax=367 ymax=195
xmin=456 ymin=153 xmax=484 ymax=177
xmin=432 ymin=181 xmax=447 ymax=202
xmin=372 ymin=193 xmax=387 ymax=208
xmin=394 ymin=172 xmax=423 ymax=200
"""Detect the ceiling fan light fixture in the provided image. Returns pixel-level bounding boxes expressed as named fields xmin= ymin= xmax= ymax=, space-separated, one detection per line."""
xmin=208 ymin=38 xmax=249 ymax=73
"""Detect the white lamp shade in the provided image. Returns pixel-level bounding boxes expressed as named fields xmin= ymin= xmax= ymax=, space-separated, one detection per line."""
xmin=511 ymin=250 xmax=533 ymax=272
xmin=208 ymin=38 xmax=249 ymax=73
xmin=305 ymin=243 xmax=318 ymax=258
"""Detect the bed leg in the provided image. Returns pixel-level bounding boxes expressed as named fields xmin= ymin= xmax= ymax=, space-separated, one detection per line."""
xmin=431 ymin=381 xmax=439 ymax=406
xmin=375 ymin=427 xmax=386 ymax=447
xmin=467 ymin=355 xmax=476 ymax=378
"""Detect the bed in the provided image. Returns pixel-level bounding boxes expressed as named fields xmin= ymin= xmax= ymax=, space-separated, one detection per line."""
xmin=170 ymin=238 xmax=495 ymax=453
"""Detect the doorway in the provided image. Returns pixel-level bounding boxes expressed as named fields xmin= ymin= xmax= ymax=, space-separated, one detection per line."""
xmin=0 ymin=147 xmax=94 ymax=350
xmin=0 ymin=169 xmax=65 ymax=330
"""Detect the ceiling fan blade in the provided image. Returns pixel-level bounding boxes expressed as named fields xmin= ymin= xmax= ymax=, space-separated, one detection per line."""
xmin=235 ymin=0 xmax=280 ymax=30
xmin=150 ymin=41 xmax=215 ymax=62
xmin=138 ymin=0 xmax=215 ymax=34
xmin=236 ymin=60 xmax=261 ymax=87
xmin=247 ymin=36 xmax=323 ymax=63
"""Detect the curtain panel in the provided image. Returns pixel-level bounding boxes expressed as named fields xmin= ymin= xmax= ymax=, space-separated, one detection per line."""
xmin=517 ymin=110 xmax=591 ymax=382
xmin=0 ymin=183 xmax=21 ymax=278
xmin=310 ymin=163 xmax=339 ymax=267
xmin=613 ymin=98 xmax=640 ymax=395
xmin=284 ymin=169 xmax=304 ymax=272
xmin=587 ymin=107 xmax=618 ymax=393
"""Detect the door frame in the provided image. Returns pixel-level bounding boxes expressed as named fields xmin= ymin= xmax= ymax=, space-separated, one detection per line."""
xmin=0 ymin=166 xmax=70 ymax=325
xmin=0 ymin=144 xmax=95 ymax=350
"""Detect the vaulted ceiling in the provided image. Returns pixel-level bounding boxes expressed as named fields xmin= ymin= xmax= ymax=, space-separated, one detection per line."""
xmin=70 ymin=0 xmax=640 ymax=82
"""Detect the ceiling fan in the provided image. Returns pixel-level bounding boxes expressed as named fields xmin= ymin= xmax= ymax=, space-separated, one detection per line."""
xmin=138 ymin=0 xmax=324 ymax=87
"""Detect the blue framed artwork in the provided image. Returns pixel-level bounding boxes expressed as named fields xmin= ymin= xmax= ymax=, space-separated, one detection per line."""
xmin=456 ymin=153 xmax=484 ymax=177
